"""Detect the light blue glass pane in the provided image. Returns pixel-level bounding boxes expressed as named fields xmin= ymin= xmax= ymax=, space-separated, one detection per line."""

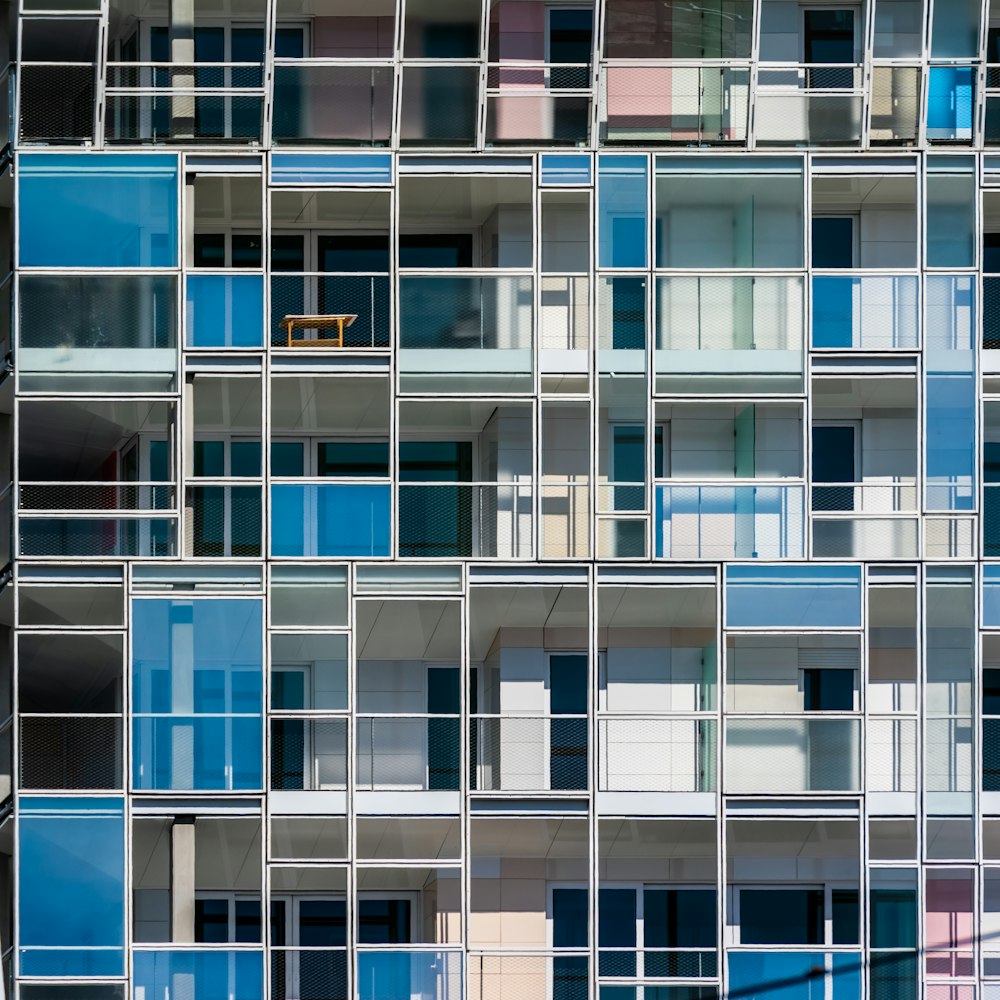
xmin=18 ymin=799 xmax=125 ymax=972
xmin=812 ymin=277 xmax=855 ymax=348
xmin=984 ymin=568 xmax=1000 ymax=626
xmin=271 ymin=484 xmax=391 ymax=557
xmin=927 ymin=172 xmax=976 ymax=268
xmin=831 ymin=953 xmax=863 ymax=1000
xmin=20 ymin=949 xmax=126 ymax=977
xmin=927 ymin=68 xmax=975 ymax=140
xmin=357 ymin=951 xmax=462 ymax=1000
xmin=19 ymin=154 xmax=178 ymax=267
xmin=598 ymin=155 xmax=647 ymax=268
xmin=186 ymin=274 xmax=264 ymax=348
xmin=930 ymin=0 xmax=980 ymax=58
xmin=729 ymin=953 xmax=860 ymax=1000
xmin=271 ymin=153 xmax=392 ymax=185
xmin=133 ymin=950 xmax=263 ymax=1000
xmin=541 ymin=154 xmax=592 ymax=185
xmin=926 ymin=373 xmax=976 ymax=510
xmin=726 ymin=565 xmax=862 ymax=628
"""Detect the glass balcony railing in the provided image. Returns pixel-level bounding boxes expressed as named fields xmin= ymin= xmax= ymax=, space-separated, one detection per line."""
xmin=724 ymin=717 xmax=861 ymax=793
xmin=812 ymin=517 xmax=920 ymax=560
xmin=398 ymin=482 xmax=533 ymax=559
xmin=540 ymin=480 xmax=591 ymax=558
xmin=655 ymin=484 xmax=806 ymax=560
xmin=471 ymin=715 xmax=588 ymax=792
xmin=755 ymin=64 xmax=864 ymax=146
xmin=729 ymin=951 xmax=862 ymax=1000
xmin=104 ymin=62 xmax=264 ymax=143
xmin=599 ymin=63 xmax=749 ymax=145
xmin=356 ymin=715 xmax=460 ymax=791
xmin=927 ymin=65 xmax=975 ymax=143
xmin=19 ymin=515 xmax=176 ymax=558
xmin=271 ymin=274 xmax=390 ymax=349
xmin=870 ymin=65 xmax=920 ymax=145
xmin=811 ymin=480 xmax=918 ymax=513
xmin=356 ymin=950 xmax=462 ymax=1000
xmin=398 ymin=275 xmax=533 ymax=392
xmin=186 ymin=273 xmax=264 ymax=348
xmin=540 ymin=275 xmax=589 ymax=355
xmin=598 ymin=717 xmax=715 ymax=792
xmin=812 ymin=275 xmax=919 ymax=349
xmin=17 ymin=273 xmax=178 ymax=392
xmin=134 ymin=950 xmax=264 ymax=1000
xmin=271 ymin=483 xmax=391 ymax=558
xmin=654 ymin=276 xmax=804 ymax=394
xmin=272 ymin=63 xmax=393 ymax=146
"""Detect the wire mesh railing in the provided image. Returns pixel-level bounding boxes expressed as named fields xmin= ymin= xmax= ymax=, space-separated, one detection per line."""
xmin=271 ymin=274 xmax=390 ymax=348
xmin=469 ymin=951 xmax=588 ymax=1000
xmin=355 ymin=714 xmax=461 ymax=791
xmin=540 ymin=481 xmax=591 ymax=559
xmin=398 ymin=482 xmax=533 ymax=559
xmin=104 ymin=62 xmax=264 ymax=143
xmin=270 ymin=717 xmax=347 ymax=791
xmin=271 ymin=947 xmax=348 ymax=1000
xmin=540 ymin=275 xmax=589 ymax=351
xmin=18 ymin=482 xmax=175 ymax=513
xmin=18 ymin=513 xmax=176 ymax=558
xmin=18 ymin=62 xmax=95 ymax=143
xmin=812 ymin=275 xmax=919 ymax=350
xmin=756 ymin=65 xmax=864 ymax=145
xmin=598 ymin=946 xmax=717 ymax=979
xmin=866 ymin=716 xmax=917 ymax=792
xmin=471 ymin=715 xmax=588 ymax=792
xmin=598 ymin=716 xmax=715 ymax=792
xmin=811 ymin=481 xmax=918 ymax=514
xmin=19 ymin=714 xmax=122 ymax=789
xmin=186 ymin=483 xmax=262 ymax=558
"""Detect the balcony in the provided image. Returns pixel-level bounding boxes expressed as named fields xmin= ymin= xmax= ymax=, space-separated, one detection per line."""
xmin=271 ymin=483 xmax=391 ymax=558
xmin=755 ymin=65 xmax=864 ymax=146
xmin=271 ymin=274 xmax=390 ymax=349
xmin=654 ymin=276 xmax=804 ymax=394
xmin=599 ymin=63 xmax=749 ymax=145
xmin=104 ymin=62 xmax=264 ymax=144
xmin=271 ymin=63 xmax=393 ymax=146
xmin=356 ymin=715 xmax=460 ymax=791
xmin=812 ymin=275 xmax=919 ymax=349
xmin=486 ymin=63 xmax=592 ymax=146
xmin=398 ymin=275 xmax=533 ymax=393
xmin=654 ymin=484 xmax=806 ymax=560
xmin=812 ymin=481 xmax=919 ymax=559
xmin=398 ymin=482 xmax=532 ymax=559
xmin=597 ymin=717 xmax=715 ymax=792
xmin=724 ymin=717 xmax=861 ymax=793
xmin=472 ymin=715 xmax=587 ymax=792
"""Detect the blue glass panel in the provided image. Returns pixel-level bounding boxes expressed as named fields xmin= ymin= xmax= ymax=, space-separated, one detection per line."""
xmin=541 ymin=154 xmax=592 ymax=185
xmin=270 ymin=154 xmax=392 ymax=185
xmin=133 ymin=950 xmax=263 ymax=1000
xmin=19 ymin=154 xmax=178 ymax=267
xmin=186 ymin=274 xmax=264 ymax=348
xmin=726 ymin=565 xmax=862 ymax=628
xmin=927 ymin=68 xmax=975 ymax=141
xmin=598 ymin=155 xmax=647 ymax=268
xmin=18 ymin=797 xmax=125 ymax=977
xmin=728 ymin=952 xmax=861 ymax=1000
xmin=984 ymin=567 xmax=1000 ymax=626
xmin=271 ymin=484 xmax=391 ymax=557
xmin=356 ymin=951 xmax=462 ymax=1000
xmin=812 ymin=277 xmax=855 ymax=348
xmin=132 ymin=599 xmax=263 ymax=791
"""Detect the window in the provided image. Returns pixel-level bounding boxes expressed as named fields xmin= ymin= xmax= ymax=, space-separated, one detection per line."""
xmin=550 ymin=653 xmax=588 ymax=791
xmin=812 ymin=423 xmax=858 ymax=511
xmin=803 ymin=667 xmax=856 ymax=711
xmin=812 ymin=217 xmax=856 ymax=268
xmin=547 ymin=8 xmax=593 ymax=89
xmin=737 ymin=887 xmax=858 ymax=945
xmin=195 ymin=896 xmax=262 ymax=943
xmin=803 ymin=8 xmax=857 ymax=88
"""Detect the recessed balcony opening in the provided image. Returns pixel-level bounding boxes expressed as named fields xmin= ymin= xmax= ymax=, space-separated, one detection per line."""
xmin=398 ymin=399 xmax=532 ymax=559
xmin=355 ymin=598 xmax=461 ymax=793
xmin=598 ymin=819 xmax=718 ymax=979
xmin=810 ymin=374 xmax=918 ymax=559
xmin=470 ymin=584 xmax=588 ymax=792
xmin=270 ymin=375 xmax=391 ymax=558
xmin=270 ymin=189 xmax=391 ymax=349
xmin=469 ymin=815 xmax=589 ymax=952
xmin=485 ymin=0 xmax=594 ymax=147
xmin=757 ymin=2 xmax=866 ymax=146
xmin=597 ymin=584 xmax=716 ymax=792
xmin=17 ymin=398 xmax=177 ymax=558
xmin=132 ymin=816 xmax=262 ymax=944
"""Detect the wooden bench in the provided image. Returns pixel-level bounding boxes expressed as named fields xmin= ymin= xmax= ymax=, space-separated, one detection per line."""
xmin=281 ymin=314 xmax=357 ymax=348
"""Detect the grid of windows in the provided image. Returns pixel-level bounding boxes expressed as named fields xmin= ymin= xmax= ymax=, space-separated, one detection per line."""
xmin=12 ymin=4 xmax=1000 ymax=1000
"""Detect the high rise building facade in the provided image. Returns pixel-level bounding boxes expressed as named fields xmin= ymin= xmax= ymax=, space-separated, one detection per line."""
xmin=8 ymin=4 xmax=1000 ymax=1000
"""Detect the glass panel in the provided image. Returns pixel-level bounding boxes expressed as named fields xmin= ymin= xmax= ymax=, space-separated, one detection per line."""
xmin=927 ymin=166 xmax=976 ymax=267
xmin=726 ymin=565 xmax=862 ymax=628
xmin=598 ymin=155 xmax=647 ymax=268
xmin=133 ymin=951 xmax=263 ymax=1000
xmin=18 ymin=797 xmax=125 ymax=976
xmin=19 ymin=154 xmax=178 ymax=267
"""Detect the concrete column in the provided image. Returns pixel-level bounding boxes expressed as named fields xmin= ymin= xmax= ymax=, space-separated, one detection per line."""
xmin=169 ymin=0 xmax=195 ymax=138
xmin=170 ymin=817 xmax=196 ymax=942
